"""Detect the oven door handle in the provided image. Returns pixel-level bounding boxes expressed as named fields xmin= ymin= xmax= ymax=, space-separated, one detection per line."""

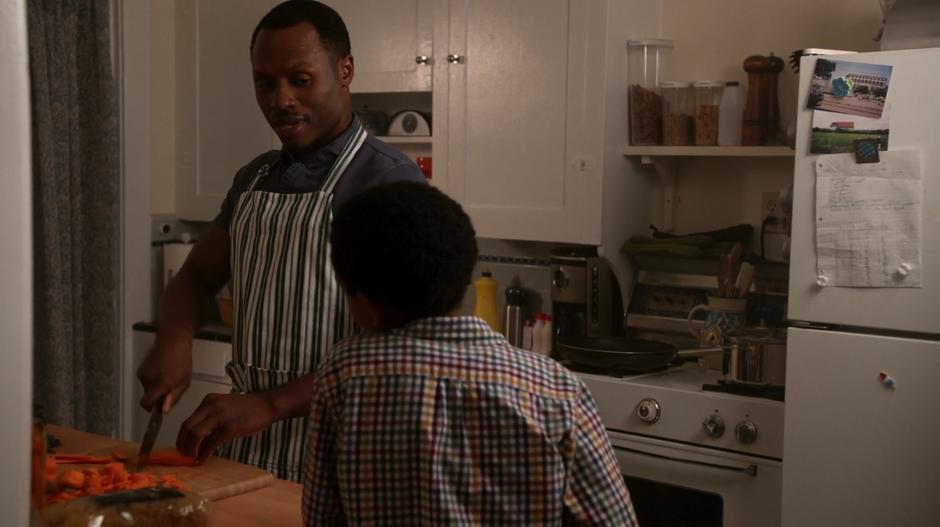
xmin=613 ymin=445 xmax=758 ymax=477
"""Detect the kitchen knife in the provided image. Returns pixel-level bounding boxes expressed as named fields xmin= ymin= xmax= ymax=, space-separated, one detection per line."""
xmin=133 ymin=395 xmax=165 ymax=471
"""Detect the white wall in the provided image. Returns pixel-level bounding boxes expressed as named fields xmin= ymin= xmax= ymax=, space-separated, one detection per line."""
xmin=658 ymin=0 xmax=883 ymax=242
xmin=0 ymin=0 xmax=34 ymax=522
xmin=149 ymin=0 xmax=177 ymax=215
xmin=121 ymin=0 xmax=155 ymax=439
xmin=121 ymin=0 xmax=176 ymax=216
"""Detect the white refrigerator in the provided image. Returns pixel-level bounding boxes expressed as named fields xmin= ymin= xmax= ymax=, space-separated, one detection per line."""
xmin=784 ymin=48 xmax=940 ymax=526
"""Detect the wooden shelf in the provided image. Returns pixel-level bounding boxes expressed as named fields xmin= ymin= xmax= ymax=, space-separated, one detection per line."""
xmin=623 ymin=145 xmax=794 ymax=157
xmin=376 ymin=135 xmax=432 ymax=144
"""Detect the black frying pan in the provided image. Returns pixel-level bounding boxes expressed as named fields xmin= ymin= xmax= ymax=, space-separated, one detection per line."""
xmin=557 ymin=335 xmax=677 ymax=373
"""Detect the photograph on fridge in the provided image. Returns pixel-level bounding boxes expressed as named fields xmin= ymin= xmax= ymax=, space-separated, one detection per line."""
xmin=810 ymin=106 xmax=890 ymax=154
xmin=806 ymin=58 xmax=893 ymax=119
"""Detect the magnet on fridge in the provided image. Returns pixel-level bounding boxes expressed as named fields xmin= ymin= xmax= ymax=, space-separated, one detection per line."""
xmin=853 ymin=138 xmax=880 ymax=164
xmin=832 ymin=76 xmax=853 ymax=97
xmin=895 ymin=262 xmax=912 ymax=277
xmin=879 ymin=371 xmax=897 ymax=389
xmin=815 ymin=274 xmax=829 ymax=287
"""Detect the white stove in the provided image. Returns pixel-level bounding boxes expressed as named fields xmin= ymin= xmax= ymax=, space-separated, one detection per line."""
xmin=573 ymin=363 xmax=784 ymax=526
xmin=565 ymin=264 xmax=787 ymax=526
xmin=578 ymin=361 xmax=784 ymax=460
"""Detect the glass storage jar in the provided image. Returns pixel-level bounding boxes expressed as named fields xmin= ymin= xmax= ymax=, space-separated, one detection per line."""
xmin=660 ymin=81 xmax=693 ymax=146
xmin=693 ymin=81 xmax=724 ymax=146
xmin=628 ymin=39 xmax=673 ymax=145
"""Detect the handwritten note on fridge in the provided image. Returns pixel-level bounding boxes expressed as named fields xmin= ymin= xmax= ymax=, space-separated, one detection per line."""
xmin=815 ymin=150 xmax=922 ymax=287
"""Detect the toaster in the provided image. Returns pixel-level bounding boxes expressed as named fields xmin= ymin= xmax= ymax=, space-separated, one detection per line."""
xmin=387 ymin=110 xmax=431 ymax=136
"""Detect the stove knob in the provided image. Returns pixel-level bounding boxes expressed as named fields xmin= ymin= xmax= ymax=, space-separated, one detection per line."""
xmin=702 ymin=414 xmax=725 ymax=438
xmin=735 ymin=419 xmax=759 ymax=444
xmin=635 ymin=398 xmax=661 ymax=424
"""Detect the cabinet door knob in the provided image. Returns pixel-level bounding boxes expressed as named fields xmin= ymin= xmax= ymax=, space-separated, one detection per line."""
xmin=447 ymin=54 xmax=465 ymax=64
xmin=415 ymin=55 xmax=429 ymax=65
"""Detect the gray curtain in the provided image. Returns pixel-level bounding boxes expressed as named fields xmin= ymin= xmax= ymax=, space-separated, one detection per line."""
xmin=27 ymin=0 xmax=120 ymax=435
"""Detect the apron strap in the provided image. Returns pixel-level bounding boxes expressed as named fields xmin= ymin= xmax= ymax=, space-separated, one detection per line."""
xmin=246 ymin=163 xmax=271 ymax=192
xmin=320 ymin=119 xmax=366 ymax=196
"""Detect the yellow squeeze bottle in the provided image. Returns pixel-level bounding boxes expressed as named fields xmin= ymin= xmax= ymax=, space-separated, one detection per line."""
xmin=473 ymin=270 xmax=501 ymax=331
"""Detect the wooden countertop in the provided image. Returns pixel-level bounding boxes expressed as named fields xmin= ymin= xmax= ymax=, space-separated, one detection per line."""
xmin=209 ymin=478 xmax=303 ymax=527
xmin=47 ymin=425 xmax=303 ymax=527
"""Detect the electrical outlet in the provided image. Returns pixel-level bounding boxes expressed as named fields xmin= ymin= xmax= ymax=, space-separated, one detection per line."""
xmin=761 ymin=192 xmax=786 ymax=233
xmin=761 ymin=192 xmax=778 ymax=219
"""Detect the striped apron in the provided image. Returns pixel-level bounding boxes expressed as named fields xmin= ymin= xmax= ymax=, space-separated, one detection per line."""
xmin=221 ymin=122 xmax=365 ymax=482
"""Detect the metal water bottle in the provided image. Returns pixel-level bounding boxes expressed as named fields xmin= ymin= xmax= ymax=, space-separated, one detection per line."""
xmin=502 ymin=283 xmax=527 ymax=347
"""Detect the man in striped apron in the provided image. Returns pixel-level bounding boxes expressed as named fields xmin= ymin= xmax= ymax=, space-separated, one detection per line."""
xmin=137 ymin=0 xmax=425 ymax=482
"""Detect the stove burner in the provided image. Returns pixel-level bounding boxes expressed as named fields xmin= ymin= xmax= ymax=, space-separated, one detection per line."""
xmin=702 ymin=380 xmax=785 ymax=402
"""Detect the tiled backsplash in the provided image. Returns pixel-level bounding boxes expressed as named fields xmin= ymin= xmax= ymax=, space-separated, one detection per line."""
xmin=151 ymin=217 xmax=580 ymax=330
xmin=462 ymin=257 xmax=552 ymax=323
xmin=460 ymin=238 xmax=582 ymax=324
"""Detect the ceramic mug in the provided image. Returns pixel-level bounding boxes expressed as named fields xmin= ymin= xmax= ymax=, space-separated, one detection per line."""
xmin=687 ymin=296 xmax=747 ymax=347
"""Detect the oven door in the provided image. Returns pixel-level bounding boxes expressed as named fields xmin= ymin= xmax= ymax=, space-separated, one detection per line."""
xmin=608 ymin=430 xmax=782 ymax=527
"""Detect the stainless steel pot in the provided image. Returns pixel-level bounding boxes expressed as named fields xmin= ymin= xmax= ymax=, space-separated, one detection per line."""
xmin=723 ymin=327 xmax=787 ymax=386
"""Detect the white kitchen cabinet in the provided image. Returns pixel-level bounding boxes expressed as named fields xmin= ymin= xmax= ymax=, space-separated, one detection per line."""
xmin=435 ymin=0 xmax=609 ymax=244
xmin=783 ymin=328 xmax=940 ymax=526
xmin=341 ymin=0 xmax=434 ymax=93
xmin=339 ymin=0 xmax=628 ymax=244
xmin=175 ymin=0 xmax=431 ymax=221
xmin=172 ymin=0 xmax=658 ymax=253
xmin=175 ymin=0 xmax=278 ymax=221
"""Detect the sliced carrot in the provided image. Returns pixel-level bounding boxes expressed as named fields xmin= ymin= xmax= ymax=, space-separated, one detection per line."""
xmin=83 ymin=469 xmax=102 ymax=488
xmin=102 ymin=462 xmax=125 ymax=476
xmin=84 ymin=485 xmax=104 ymax=496
xmin=129 ymin=472 xmax=152 ymax=484
xmin=140 ymin=450 xmax=200 ymax=466
xmin=56 ymin=470 xmax=85 ymax=490
xmin=47 ymin=493 xmax=70 ymax=505
xmin=52 ymin=454 xmax=112 ymax=464
xmin=45 ymin=457 xmax=57 ymax=475
xmin=45 ymin=459 xmax=191 ymax=502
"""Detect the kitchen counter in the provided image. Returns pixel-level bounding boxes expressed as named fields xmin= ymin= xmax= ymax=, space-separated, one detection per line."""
xmin=208 ymin=478 xmax=303 ymax=527
xmin=46 ymin=425 xmax=303 ymax=526
xmin=133 ymin=320 xmax=233 ymax=343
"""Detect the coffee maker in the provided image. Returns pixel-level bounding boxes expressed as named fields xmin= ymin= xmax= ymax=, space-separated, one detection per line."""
xmin=550 ymin=247 xmax=624 ymax=339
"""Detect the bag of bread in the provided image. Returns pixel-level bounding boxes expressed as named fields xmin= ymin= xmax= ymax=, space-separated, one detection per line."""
xmin=40 ymin=487 xmax=209 ymax=527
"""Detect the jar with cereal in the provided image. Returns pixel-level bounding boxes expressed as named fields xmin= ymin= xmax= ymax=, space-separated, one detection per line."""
xmin=628 ymin=39 xmax=673 ymax=145
xmin=693 ymin=81 xmax=724 ymax=146
xmin=660 ymin=81 xmax=693 ymax=146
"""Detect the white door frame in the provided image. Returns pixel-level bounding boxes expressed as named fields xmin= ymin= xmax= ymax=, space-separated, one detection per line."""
xmin=0 ymin=0 xmax=34 ymax=522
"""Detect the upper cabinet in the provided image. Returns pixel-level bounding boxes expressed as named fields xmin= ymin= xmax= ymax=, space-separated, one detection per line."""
xmin=173 ymin=0 xmax=649 ymax=250
xmin=175 ymin=0 xmax=278 ymax=221
xmin=435 ymin=0 xmax=607 ymax=244
xmin=342 ymin=0 xmax=434 ymax=93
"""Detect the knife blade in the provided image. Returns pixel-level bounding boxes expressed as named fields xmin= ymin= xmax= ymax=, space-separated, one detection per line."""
xmin=134 ymin=395 xmax=165 ymax=471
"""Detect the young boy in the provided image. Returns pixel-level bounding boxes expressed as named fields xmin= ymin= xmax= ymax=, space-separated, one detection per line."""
xmin=303 ymin=182 xmax=637 ymax=525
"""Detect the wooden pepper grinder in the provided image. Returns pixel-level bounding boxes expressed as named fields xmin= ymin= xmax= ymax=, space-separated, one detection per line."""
xmin=742 ymin=53 xmax=785 ymax=145
xmin=765 ymin=53 xmax=784 ymax=144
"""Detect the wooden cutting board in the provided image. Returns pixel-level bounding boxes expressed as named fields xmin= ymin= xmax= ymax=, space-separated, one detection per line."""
xmin=47 ymin=425 xmax=275 ymax=501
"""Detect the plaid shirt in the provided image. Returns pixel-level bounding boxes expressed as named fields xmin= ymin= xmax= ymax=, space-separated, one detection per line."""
xmin=303 ymin=316 xmax=637 ymax=526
